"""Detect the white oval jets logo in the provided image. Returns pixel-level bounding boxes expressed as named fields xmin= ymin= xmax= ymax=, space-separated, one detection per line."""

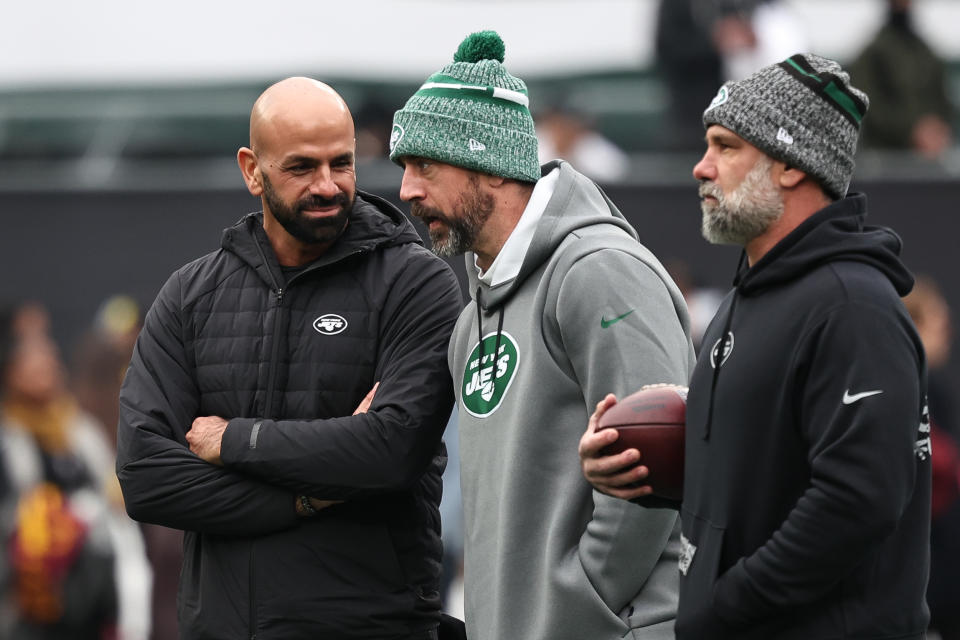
xmin=389 ymin=124 xmax=404 ymax=153
xmin=710 ymin=331 xmax=734 ymax=369
xmin=461 ymin=331 xmax=519 ymax=418
xmin=313 ymin=314 xmax=347 ymax=335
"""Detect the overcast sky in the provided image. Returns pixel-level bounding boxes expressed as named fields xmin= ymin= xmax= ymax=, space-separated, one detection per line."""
xmin=3 ymin=0 xmax=958 ymax=89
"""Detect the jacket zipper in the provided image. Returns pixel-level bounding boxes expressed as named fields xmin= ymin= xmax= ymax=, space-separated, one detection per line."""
xmin=241 ymin=221 xmax=370 ymax=638
xmin=248 ymin=543 xmax=257 ymax=640
xmin=263 ymin=287 xmax=284 ymax=416
xmin=249 ymin=235 xmax=289 ymax=640
xmin=251 ymin=287 xmax=286 ymax=640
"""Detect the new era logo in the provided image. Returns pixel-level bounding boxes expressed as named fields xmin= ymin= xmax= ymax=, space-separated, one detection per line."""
xmin=776 ymin=127 xmax=794 ymax=145
xmin=468 ymin=138 xmax=486 ymax=152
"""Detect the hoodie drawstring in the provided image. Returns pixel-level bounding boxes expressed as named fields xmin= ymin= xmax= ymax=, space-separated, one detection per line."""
xmin=704 ymin=291 xmax=738 ymax=440
xmin=704 ymin=251 xmax=748 ymax=441
xmin=476 ymin=287 xmax=505 ymax=372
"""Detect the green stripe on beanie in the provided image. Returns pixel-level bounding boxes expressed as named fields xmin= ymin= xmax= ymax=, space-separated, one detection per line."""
xmin=703 ymin=53 xmax=870 ymax=200
xmin=781 ymin=56 xmax=866 ymax=126
xmin=390 ymin=31 xmax=540 ymax=183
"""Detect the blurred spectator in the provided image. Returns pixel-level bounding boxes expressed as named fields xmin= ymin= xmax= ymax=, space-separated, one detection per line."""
xmin=654 ymin=0 xmax=807 ymax=151
xmin=354 ymin=99 xmax=395 ymax=162
xmin=904 ymin=276 xmax=960 ymax=640
xmin=536 ymin=104 xmax=630 ymax=183
xmin=665 ymin=259 xmax=725 ymax=353
xmin=137 ymin=523 xmax=179 ymax=640
xmin=0 ymin=302 xmax=151 ymax=640
xmin=712 ymin=0 xmax=809 ymax=82
xmin=70 ymin=297 xmax=181 ymax=640
xmin=654 ymin=0 xmax=725 ymax=151
xmin=71 ymin=295 xmax=143 ymax=448
xmin=849 ymin=0 xmax=955 ymax=158
xmin=906 ymin=276 xmax=957 ymax=435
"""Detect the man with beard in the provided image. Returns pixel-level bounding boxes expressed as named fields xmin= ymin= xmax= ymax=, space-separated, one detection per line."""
xmin=116 ymin=77 xmax=462 ymax=639
xmin=389 ymin=31 xmax=695 ymax=640
xmin=581 ymin=54 xmax=931 ymax=639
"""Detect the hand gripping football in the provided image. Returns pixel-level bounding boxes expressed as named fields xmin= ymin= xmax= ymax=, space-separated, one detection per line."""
xmin=597 ymin=384 xmax=687 ymax=502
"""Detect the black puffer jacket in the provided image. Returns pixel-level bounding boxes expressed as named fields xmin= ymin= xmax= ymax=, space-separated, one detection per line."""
xmin=117 ymin=192 xmax=462 ymax=640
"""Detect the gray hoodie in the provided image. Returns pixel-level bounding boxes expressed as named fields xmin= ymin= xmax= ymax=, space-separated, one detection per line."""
xmin=449 ymin=161 xmax=696 ymax=639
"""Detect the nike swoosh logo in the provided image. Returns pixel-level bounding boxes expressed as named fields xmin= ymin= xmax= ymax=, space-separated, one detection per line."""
xmin=842 ymin=389 xmax=883 ymax=405
xmin=600 ymin=310 xmax=634 ymax=328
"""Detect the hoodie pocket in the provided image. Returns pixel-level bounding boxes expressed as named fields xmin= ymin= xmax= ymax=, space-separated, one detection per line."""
xmin=675 ymin=509 xmax=728 ymax=638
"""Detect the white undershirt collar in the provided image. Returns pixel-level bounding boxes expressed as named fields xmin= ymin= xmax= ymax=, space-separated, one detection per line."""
xmin=476 ymin=167 xmax=560 ymax=286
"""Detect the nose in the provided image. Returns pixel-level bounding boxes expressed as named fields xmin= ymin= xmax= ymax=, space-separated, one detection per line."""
xmin=309 ymin=167 xmax=340 ymax=198
xmin=692 ymin=150 xmax=716 ymax=182
xmin=398 ymin=168 xmax=424 ymax=203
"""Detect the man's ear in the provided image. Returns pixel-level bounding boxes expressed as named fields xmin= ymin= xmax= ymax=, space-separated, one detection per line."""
xmin=778 ymin=164 xmax=806 ymax=189
xmin=237 ymin=147 xmax=263 ymax=196
xmin=484 ymin=174 xmax=508 ymax=189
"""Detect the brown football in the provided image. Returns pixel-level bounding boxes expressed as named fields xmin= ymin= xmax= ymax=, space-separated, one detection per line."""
xmin=597 ymin=385 xmax=687 ymax=502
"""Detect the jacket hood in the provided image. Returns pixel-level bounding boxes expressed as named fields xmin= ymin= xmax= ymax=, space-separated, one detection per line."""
xmin=221 ymin=190 xmax=422 ymax=284
xmin=468 ymin=161 xmax=639 ymax=309
xmin=734 ymin=193 xmax=914 ymax=297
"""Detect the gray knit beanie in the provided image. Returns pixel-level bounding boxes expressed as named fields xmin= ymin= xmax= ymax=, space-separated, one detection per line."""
xmin=703 ymin=53 xmax=869 ymax=200
xmin=389 ymin=30 xmax=540 ymax=183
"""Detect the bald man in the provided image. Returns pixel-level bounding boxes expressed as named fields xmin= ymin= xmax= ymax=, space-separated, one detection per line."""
xmin=116 ymin=77 xmax=462 ymax=639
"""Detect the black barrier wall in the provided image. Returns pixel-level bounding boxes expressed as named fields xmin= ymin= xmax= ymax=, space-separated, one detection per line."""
xmin=1 ymin=178 xmax=958 ymax=381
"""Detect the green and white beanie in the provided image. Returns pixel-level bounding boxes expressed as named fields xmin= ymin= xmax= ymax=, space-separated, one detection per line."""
xmin=389 ymin=30 xmax=540 ymax=183
xmin=703 ymin=53 xmax=869 ymax=200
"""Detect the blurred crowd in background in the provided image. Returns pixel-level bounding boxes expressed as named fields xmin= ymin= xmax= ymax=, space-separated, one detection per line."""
xmin=350 ymin=0 xmax=957 ymax=181
xmin=1 ymin=0 xmax=958 ymax=638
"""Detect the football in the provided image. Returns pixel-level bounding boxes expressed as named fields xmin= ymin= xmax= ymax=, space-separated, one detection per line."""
xmin=597 ymin=384 xmax=687 ymax=502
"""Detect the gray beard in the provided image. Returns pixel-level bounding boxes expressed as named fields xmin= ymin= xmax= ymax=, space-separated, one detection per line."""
xmin=412 ymin=176 xmax=494 ymax=258
xmin=700 ymin=156 xmax=784 ymax=246
xmin=428 ymin=216 xmax=478 ymax=258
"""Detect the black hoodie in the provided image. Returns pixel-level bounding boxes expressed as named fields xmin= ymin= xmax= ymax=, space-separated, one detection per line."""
xmin=677 ymin=194 xmax=931 ymax=639
xmin=117 ymin=193 xmax=462 ymax=639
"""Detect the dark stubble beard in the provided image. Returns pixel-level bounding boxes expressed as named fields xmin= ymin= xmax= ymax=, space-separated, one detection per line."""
xmin=699 ymin=155 xmax=784 ymax=246
xmin=262 ymin=173 xmax=354 ymax=246
xmin=410 ymin=175 xmax=495 ymax=258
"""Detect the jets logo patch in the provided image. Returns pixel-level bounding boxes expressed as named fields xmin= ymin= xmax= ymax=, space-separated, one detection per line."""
xmin=710 ymin=331 xmax=734 ymax=369
xmin=679 ymin=533 xmax=697 ymax=576
xmin=705 ymin=86 xmax=728 ymax=112
xmin=461 ymin=331 xmax=519 ymax=417
xmin=389 ymin=124 xmax=404 ymax=153
xmin=915 ymin=399 xmax=932 ymax=461
xmin=313 ymin=314 xmax=347 ymax=335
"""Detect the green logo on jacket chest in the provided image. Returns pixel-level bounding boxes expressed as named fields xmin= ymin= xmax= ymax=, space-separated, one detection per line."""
xmin=461 ymin=331 xmax=520 ymax=417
